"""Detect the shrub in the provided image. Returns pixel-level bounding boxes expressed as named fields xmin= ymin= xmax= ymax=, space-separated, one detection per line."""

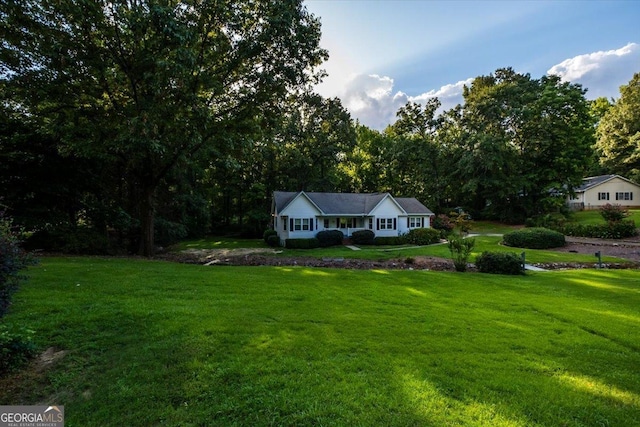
xmin=405 ymin=228 xmax=441 ymax=245
xmin=503 ymin=227 xmax=566 ymax=249
xmin=351 ymin=229 xmax=375 ymax=245
xmin=475 ymin=251 xmax=524 ymax=275
xmin=558 ymin=220 xmax=637 ymax=239
xmin=315 ymin=230 xmax=344 ymax=247
xmin=0 ymin=324 xmax=37 ymax=374
xmin=432 ymin=214 xmax=454 ymax=234
xmin=263 ymin=229 xmax=277 ymax=244
xmin=373 ymin=236 xmax=406 ymax=246
xmin=600 ymin=203 xmax=629 ymax=223
xmin=285 ymin=238 xmax=320 ymax=249
xmin=1 ymin=212 xmax=35 ymax=318
xmin=266 ymin=235 xmax=280 ymax=247
xmin=447 ymin=233 xmax=475 ymax=272
xmin=25 ymin=226 xmax=111 ymax=254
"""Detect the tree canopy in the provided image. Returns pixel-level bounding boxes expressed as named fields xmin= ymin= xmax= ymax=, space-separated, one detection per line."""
xmin=1 ymin=0 xmax=327 ymax=255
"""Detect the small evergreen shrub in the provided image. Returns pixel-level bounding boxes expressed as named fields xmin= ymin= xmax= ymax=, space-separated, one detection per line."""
xmin=315 ymin=230 xmax=344 ymax=247
xmin=373 ymin=236 xmax=406 ymax=246
xmin=351 ymin=229 xmax=375 ymax=245
xmin=503 ymin=227 xmax=566 ymax=249
xmin=263 ymin=229 xmax=277 ymax=243
xmin=447 ymin=233 xmax=475 ymax=272
xmin=266 ymin=235 xmax=280 ymax=247
xmin=476 ymin=251 xmax=524 ymax=275
xmin=405 ymin=228 xmax=441 ymax=245
xmin=285 ymin=238 xmax=320 ymax=249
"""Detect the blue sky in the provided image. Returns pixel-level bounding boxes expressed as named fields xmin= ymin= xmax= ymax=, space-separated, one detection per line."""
xmin=305 ymin=0 xmax=640 ymax=129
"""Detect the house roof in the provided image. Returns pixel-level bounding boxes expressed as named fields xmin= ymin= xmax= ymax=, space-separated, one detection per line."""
xmin=273 ymin=191 xmax=433 ymax=216
xmin=575 ymin=174 xmax=639 ymax=192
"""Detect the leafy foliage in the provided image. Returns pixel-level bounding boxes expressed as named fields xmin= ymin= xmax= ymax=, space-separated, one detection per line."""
xmin=285 ymin=238 xmax=320 ymax=249
xmin=404 ymin=228 xmax=441 ymax=245
xmin=373 ymin=236 xmax=406 ymax=246
xmin=503 ymin=228 xmax=566 ymax=249
xmin=315 ymin=230 xmax=344 ymax=247
xmin=447 ymin=233 xmax=475 ymax=272
xmin=0 ymin=324 xmax=37 ymax=374
xmin=350 ymin=230 xmax=375 ymax=245
xmin=599 ymin=203 xmax=629 ymax=223
xmin=0 ymin=211 xmax=34 ymax=317
xmin=557 ymin=221 xmax=637 ymax=239
xmin=475 ymin=251 xmax=524 ymax=275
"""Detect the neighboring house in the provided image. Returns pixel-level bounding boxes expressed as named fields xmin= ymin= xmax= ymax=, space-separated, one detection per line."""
xmin=567 ymin=175 xmax=640 ymax=210
xmin=272 ymin=191 xmax=434 ymax=244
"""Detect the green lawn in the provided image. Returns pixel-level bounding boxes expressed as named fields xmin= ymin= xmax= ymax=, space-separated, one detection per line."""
xmin=2 ymin=258 xmax=639 ymax=426
xmin=172 ymin=236 xmax=269 ymax=251
xmin=569 ymin=209 xmax=640 ymax=226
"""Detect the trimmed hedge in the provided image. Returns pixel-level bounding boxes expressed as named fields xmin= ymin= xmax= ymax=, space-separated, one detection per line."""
xmin=266 ymin=235 xmax=280 ymax=247
xmin=263 ymin=229 xmax=277 ymax=243
xmin=405 ymin=228 xmax=441 ymax=245
xmin=351 ymin=229 xmax=375 ymax=245
xmin=374 ymin=236 xmax=406 ymax=246
xmin=285 ymin=238 xmax=320 ymax=249
xmin=503 ymin=227 xmax=565 ymax=249
xmin=475 ymin=251 xmax=524 ymax=275
xmin=316 ymin=230 xmax=344 ymax=247
xmin=557 ymin=220 xmax=637 ymax=239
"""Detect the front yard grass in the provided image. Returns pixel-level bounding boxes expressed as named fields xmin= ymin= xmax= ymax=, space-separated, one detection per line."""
xmin=2 ymin=258 xmax=639 ymax=426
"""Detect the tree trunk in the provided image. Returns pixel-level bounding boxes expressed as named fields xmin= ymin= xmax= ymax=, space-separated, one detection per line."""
xmin=139 ymin=186 xmax=156 ymax=257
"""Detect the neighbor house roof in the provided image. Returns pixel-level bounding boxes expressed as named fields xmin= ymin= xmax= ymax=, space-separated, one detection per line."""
xmin=273 ymin=191 xmax=433 ymax=216
xmin=574 ymin=175 xmax=639 ymax=192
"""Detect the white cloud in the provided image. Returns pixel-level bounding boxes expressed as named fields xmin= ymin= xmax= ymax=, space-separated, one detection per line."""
xmin=340 ymin=74 xmax=472 ymax=130
xmin=547 ymin=42 xmax=640 ymax=99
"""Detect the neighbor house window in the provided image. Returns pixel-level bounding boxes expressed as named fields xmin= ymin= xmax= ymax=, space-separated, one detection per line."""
xmin=598 ymin=192 xmax=609 ymax=201
xmin=616 ymin=192 xmax=633 ymax=201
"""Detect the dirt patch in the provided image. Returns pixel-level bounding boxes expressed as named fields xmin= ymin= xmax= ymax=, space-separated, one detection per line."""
xmin=0 ymin=347 xmax=66 ymax=403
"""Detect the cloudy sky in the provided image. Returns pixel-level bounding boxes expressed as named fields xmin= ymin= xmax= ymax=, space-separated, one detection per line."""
xmin=305 ymin=0 xmax=640 ymax=130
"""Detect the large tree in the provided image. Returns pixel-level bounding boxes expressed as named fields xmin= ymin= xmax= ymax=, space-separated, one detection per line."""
xmin=1 ymin=0 xmax=326 ymax=255
xmin=595 ymin=72 xmax=640 ymax=181
xmin=454 ymin=68 xmax=594 ymax=220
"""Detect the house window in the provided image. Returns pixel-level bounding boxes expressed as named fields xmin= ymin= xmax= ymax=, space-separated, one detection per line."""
xmin=409 ymin=217 xmax=422 ymax=228
xmin=324 ymin=219 xmax=329 ymax=229
xmin=616 ymin=192 xmax=633 ymax=201
xmin=598 ymin=192 xmax=609 ymax=201
xmin=339 ymin=218 xmax=355 ymax=228
xmin=378 ymin=218 xmax=396 ymax=230
xmin=292 ymin=218 xmax=312 ymax=231
xmin=368 ymin=218 xmax=373 ymax=229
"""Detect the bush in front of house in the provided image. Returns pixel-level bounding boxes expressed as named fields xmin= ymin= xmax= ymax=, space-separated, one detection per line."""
xmin=0 ymin=324 xmax=37 ymax=373
xmin=373 ymin=236 xmax=406 ymax=246
xmin=266 ymin=235 xmax=280 ymax=247
xmin=263 ymin=229 xmax=277 ymax=243
xmin=503 ymin=227 xmax=566 ymax=249
xmin=351 ymin=229 xmax=375 ymax=245
xmin=315 ymin=230 xmax=344 ymax=247
xmin=600 ymin=203 xmax=629 ymax=223
xmin=285 ymin=238 xmax=320 ymax=249
xmin=558 ymin=220 xmax=637 ymax=239
xmin=475 ymin=251 xmax=524 ymax=275
xmin=405 ymin=228 xmax=441 ymax=245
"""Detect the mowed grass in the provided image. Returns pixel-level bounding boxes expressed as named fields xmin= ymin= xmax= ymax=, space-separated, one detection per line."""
xmin=2 ymin=258 xmax=640 ymax=426
xmin=569 ymin=209 xmax=640 ymax=226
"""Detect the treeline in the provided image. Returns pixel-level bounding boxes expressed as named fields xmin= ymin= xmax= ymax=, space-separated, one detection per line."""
xmin=1 ymin=2 xmax=638 ymax=255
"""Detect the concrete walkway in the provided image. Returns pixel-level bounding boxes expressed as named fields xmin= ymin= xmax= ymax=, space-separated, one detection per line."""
xmin=345 ymin=245 xmax=361 ymax=251
xmin=524 ymin=264 xmax=548 ymax=272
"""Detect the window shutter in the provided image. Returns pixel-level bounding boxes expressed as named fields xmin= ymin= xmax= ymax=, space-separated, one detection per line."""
xmin=290 ymin=218 xmax=294 ymax=231
xmin=393 ymin=218 xmax=397 ymax=230
xmin=421 ymin=217 xmax=425 ymax=227
xmin=309 ymin=218 xmax=314 ymax=231
xmin=407 ymin=218 xmax=410 ymax=228
xmin=376 ymin=218 xmax=380 ymax=230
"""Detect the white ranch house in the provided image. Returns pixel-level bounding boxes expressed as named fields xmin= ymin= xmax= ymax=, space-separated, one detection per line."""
xmin=272 ymin=191 xmax=434 ymax=244
xmin=568 ymin=175 xmax=640 ymax=210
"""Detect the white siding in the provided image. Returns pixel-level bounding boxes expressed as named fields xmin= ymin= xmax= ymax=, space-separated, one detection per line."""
xmin=278 ymin=194 xmax=322 ymax=241
xmin=582 ymin=178 xmax=640 ymax=209
xmin=370 ymin=196 xmax=405 ymax=237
